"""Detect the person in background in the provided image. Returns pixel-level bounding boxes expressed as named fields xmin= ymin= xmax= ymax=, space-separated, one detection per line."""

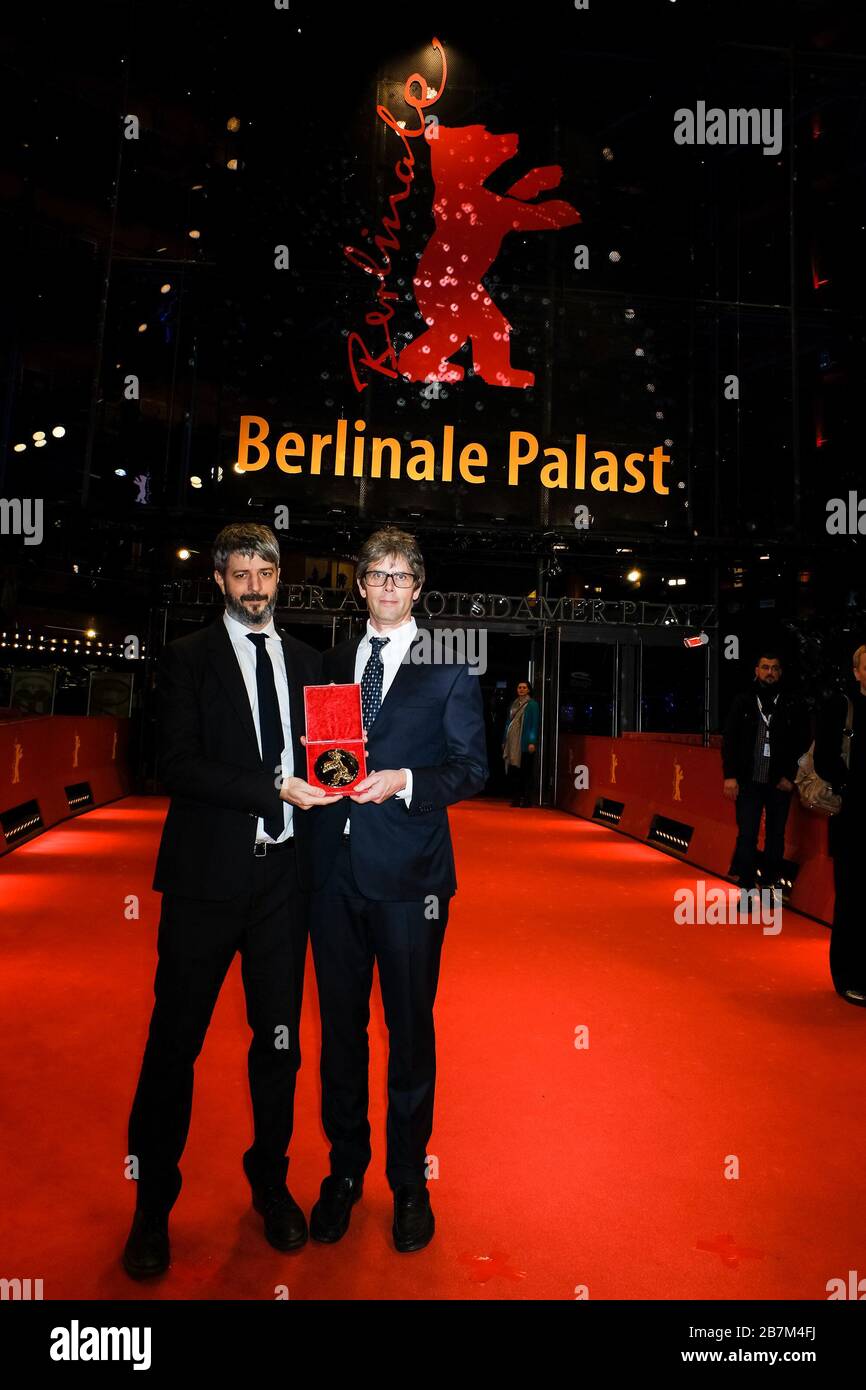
xmin=814 ymin=643 xmax=866 ymax=1006
xmin=502 ymin=679 xmax=540 ymax=807
xmin=721 ymin=651 xmax=811 ymax=894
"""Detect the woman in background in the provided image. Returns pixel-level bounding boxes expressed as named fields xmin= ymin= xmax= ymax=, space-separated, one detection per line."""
xmin=502 ymin=679 xmax=540 ymax=807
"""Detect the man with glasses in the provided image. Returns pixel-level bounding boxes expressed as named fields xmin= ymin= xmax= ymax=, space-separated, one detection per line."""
xmin=306 ymin=527 xmax=488 ymax=1252
xmin=721 ymin=650 xmax=810 ymax=896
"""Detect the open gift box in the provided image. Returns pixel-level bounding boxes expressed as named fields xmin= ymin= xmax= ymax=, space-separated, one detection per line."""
xmin=303 ymin=683 xmax=367 ymax=795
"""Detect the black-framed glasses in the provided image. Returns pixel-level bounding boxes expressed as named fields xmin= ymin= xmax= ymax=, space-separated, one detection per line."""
xmin=364 ymin=570 xmax=417 ymax=588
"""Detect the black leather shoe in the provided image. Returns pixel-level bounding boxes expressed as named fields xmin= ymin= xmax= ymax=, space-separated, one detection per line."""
xmin=310 ymin=1175 xmax=364 ymax=1243
xmin=393 ymin=1184 xmax=434 ymax=1253
xmin=251 ymin=1184 xmax=308 ymax=1252
xmin=122 ymin=1209 xmax=170 ymax=1279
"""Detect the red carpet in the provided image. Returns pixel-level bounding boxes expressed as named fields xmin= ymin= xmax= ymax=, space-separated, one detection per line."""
xmin=1 ymin=798 xmax=862 ymax=1301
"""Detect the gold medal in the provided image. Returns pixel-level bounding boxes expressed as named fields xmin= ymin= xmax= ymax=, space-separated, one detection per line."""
xmin=315 ymin=747 xmax=360 ymax=788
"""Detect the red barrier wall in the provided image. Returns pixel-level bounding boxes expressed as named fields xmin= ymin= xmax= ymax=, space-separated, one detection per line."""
xmin=0 ymin=716 xmax=130 ymax=854
xmin=557 ymin=734 xmax=835 ymax=925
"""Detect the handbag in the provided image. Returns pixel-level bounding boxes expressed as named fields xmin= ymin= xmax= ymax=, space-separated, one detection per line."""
xmin=795 ymin=697 xmax=853 ymax=816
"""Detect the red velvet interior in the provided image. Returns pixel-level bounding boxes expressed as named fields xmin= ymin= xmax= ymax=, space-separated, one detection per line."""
xmin=304 ymin=683 xmax=363 ymax=742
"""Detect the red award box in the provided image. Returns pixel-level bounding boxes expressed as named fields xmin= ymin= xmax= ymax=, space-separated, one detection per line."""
xmin=303 ymin=683 xmax=367 ymax=795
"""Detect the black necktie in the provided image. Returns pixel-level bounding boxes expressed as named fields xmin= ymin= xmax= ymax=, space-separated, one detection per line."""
xmin=360 ymin=635 xmax=390 ymax=727
xmin=247 ymin=632 xmax=285 ymax=840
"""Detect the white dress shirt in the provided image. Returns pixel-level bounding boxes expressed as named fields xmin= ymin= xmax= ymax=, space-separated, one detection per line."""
xmin=224 ymin=610 xmax=294 ymax=842
xmin=342 ymin=615 xmax=415 ymax=834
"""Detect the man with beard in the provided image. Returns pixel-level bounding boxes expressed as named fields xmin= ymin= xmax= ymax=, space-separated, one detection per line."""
xmin=721 ymin=651 xmax=811 ymax=895
xmin=122 ymin=523 xmax=342 ymax=1279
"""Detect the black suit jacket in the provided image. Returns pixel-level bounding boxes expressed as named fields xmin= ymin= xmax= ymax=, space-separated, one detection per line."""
xmin=308 ymin=632 xmax=489 ymax=901
xmin=721 ymin=683 xmax=811 ymax=786
xmin=152 ymin=617 xmax=322 ymax=900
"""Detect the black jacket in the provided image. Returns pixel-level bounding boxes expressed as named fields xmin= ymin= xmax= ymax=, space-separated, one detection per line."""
xmin=308 ymin=632 xmax=489 ymax=901
xmin=814 ymin=688 xmax=866 ymax=856
xmin=152 ymin=618 xmax=322 ymax=899
xmin=721 ymin=682 xmax=811 ymax=786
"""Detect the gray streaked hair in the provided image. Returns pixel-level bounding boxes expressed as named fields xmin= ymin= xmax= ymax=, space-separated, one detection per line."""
xmin=356 ymin=527 xmax=425 ymax=588
xmin=212 ymin=523 xmax=280 ymax=576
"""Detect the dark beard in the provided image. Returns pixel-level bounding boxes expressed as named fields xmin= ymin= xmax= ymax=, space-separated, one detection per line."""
xmin=225 ymin=591 xmax=276 ymax=628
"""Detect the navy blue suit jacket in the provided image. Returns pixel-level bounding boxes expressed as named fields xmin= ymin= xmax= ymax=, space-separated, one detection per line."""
xmin=309 ymin=632 xmax=488 ymax=901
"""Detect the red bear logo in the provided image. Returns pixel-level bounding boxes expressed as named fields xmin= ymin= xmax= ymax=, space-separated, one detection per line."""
xmin=398 ymin=125 xmax=581 ymax=389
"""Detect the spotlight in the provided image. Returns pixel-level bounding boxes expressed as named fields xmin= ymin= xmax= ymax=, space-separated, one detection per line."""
xmin=85 ymin=629 xmax=97 ymax=639
xmin=626 ymin=569 xmax=641 ymax=583
xmin=34 ymin=439 xmax=47 ymax=448
xmin=52 ymin=425 xmax=65 ymax=437
xmin=13 ymin=443 xmax=26 ymax=452
xmin=190 ymin=476 xmax=202 ymax=489
xmin=177 ymin=548 xmax=192 ymax=561
xmin=188 ymin=229 xmax=201 ymax=239
xmin=33 ymin=431 xmax=45 ymax=440
xmin=226 ymin=116 xmax=241 ymax=132
xmin=160 ymin=283 xmax=172 ymax=294
xmin=226 ymin=158 xmax=238 ymax=171
xmin=138 ymin=323 xmax=147 ymax=333
xmin=115 ymin=468 xmax=127 ymax=477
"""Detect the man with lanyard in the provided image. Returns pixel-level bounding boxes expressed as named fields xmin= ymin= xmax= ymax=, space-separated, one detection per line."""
xmin=722 ymin=651 xmax=811 ymax=895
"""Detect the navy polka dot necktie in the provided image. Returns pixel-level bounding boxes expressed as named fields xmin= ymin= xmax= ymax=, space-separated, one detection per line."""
xmin=360 ymin=635 xmax=390 ymax=727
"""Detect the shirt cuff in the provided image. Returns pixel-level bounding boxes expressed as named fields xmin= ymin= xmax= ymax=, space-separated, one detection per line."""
xmin=395 ymin=768 xmax=413 ymax=807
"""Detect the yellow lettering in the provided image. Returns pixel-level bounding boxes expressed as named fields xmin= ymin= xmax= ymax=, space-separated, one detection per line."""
xmin=459 ymin=442 xmax=487 ymax=483
xmin=407 ymin=439 xmax=435 ymax=481
xmin=650 ymin=444 xmax=671 ymax=494
xmin=508 ymin=431 xmax=538 ymax=486
xmin=237 ymin=415 xmax=270 ymax=471
xmin=623 ymin=452 xmax=646 ymax=493
xmin=540 ymin=446 xmax=568 ymax=489
xmin=370 ymin=437 xmax=402 ymax=479
xmin=310 ymin=434 xmax=332 ymax=475
xmin=591 ymin=449 xmax=618 ymax=491
xmin=275 ymin=432 xmax=304 ymax=474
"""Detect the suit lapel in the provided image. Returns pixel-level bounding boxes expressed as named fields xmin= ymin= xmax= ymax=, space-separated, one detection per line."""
xmin=207 ymin=619 xmax=260 ymax=758
xmin=324 ymin=630 xmax=425 ymax=737
xmin=366 ymin=631 xmax=427 ymax=735
xmin=334 ymin=637 xmax=362 ymax=685
xmin=277 ymin=630 xmax=307 ymax=760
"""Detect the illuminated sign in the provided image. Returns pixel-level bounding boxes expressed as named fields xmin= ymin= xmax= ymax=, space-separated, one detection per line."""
xmin=345 ymin=37 xmax=580 ymax=392
xmin=236 ymin=417 xmax=672 ymax=497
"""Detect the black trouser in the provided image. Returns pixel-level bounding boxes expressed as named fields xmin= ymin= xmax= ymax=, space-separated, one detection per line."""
xmin=128 ymin=842 xmax=308 ymax=1214
xmin=308 ymin=837 xmax=448 ymax=1190
xmin=831 ymin=842 xmax=866 ymax=992
xmin=731 ymin=780 xmax=792 ymax=888
xmin=506 ymin=751 xmax=536 ymax=805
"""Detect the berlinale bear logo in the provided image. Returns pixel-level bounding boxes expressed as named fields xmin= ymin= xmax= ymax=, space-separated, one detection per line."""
xmin=399 ymin=126 xmax=580 ymax=389
xmin=345 ymin=38 xmax=580 ymax=393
